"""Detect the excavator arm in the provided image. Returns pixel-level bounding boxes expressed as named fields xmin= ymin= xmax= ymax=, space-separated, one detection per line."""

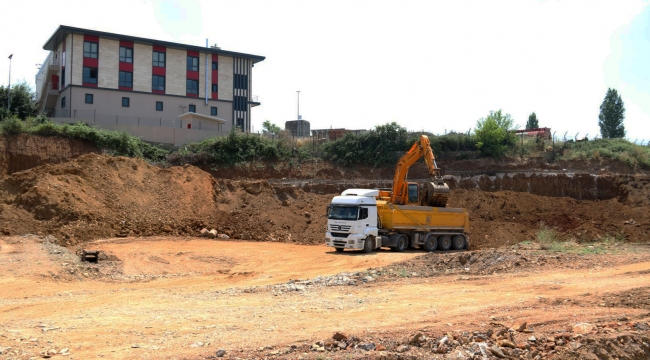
xmin=390 ymin=135 xmax=449 ymax=206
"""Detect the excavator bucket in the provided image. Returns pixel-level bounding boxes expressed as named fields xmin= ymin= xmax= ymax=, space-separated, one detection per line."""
xmin=425 ymin=181 xmax=450 ymax=207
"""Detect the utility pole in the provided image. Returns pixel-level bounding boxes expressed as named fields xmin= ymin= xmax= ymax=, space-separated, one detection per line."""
xmin=7 ymin=54 xmax=13 ymax=112
xmin=296 ymin=90 xmax=301 ymax=137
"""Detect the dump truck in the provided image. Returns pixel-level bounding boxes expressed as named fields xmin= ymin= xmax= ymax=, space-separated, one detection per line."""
xmin=325 ymin=135 xmax=470 ymax=253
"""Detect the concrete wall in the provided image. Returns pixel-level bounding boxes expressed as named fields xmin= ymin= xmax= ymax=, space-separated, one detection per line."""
xmin=218 ymin=56 xmax=233 ymax=101
xmin=53 ymin=87 xmax=72 ymax=117
xmin=67 ymin=86 xmax=233 ymax=130
xmin=71 ymin=34 xmax=84 ymax=85
xmin=98 ymin=38 xmax=119 ymax=89
xmin=166 ymin=48 xmax=185 ymax=96
xmin=133 ymin=43 xmax=153 ymax=92
xmin=50 ymin=117 xmax=229 ymax=146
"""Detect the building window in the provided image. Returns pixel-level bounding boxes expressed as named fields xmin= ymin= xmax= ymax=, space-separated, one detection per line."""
xmin=61 ymin=69 xmax=66 ymax=87
xmin=186 ymin=79 xmax=198 ymax=94
xmin=156 ymin=101 xmax=163 ymax=111
xmin=152 ymin=75 xmax=165 ymax=91
xmin=211 ymin=107 xmax=217 ymax=116
xmin=211 ymin=84 xmax=218 ymax=93
xmin=82 ymin=67 xmax=98 ymax=84
xmin=122 ymin=97 xmax=130 ymax=107
xmin=234 ymin=74 xmax=248 ymax=90
xmin=236 ymin=118 xmax=244 ymax=129
xmin=234 ymin=95 xmax=247 ymax=111
xmin=85 ymin=94 xmax=93 ymax=104
xmin=189 ymin=104 xmax=196 ymax=113
xmin=212 ymin=61 xmax=218 ymax=70
xmin=61 ymin=97 xmax=66 ymax=108
xmin=83 ymin=41 xmax=98 ymax=58
xmin=119 ymin=46 xmax=133 ymax=63
xmin=119 ymin=71 xmax=133 ymax=88
xmin=153 ymin=51 xmax=166 ymax=67
xmin=187 ymin=56 xmax=198 ymax=71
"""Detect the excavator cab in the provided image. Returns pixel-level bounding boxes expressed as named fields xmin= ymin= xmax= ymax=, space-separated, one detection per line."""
xmin=407 ymin=183 xmax=419 ymax=203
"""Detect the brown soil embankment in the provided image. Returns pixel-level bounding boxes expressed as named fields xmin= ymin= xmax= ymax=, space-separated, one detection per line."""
xmin=0 ymin=154 xmax=648 ymax=249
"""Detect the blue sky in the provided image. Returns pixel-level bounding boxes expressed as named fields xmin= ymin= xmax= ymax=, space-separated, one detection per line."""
xmin=1 ymin=0 xmax=648 ymax=141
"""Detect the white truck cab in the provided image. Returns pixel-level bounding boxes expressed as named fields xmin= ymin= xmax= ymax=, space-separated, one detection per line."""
xmin=325 ymin=189 xmax=381 ymax=252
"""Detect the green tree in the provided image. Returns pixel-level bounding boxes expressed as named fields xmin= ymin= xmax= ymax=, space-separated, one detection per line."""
xmin=0 ymin=82 xmax=38 ymax=120
xmin=526 ymin=112 xmax=539 ymax=129
xmin=598 ymin=88 xmax=626 ymax=138
xmin=474 ymin=110 xmax=517 ymax=158
xmin=262 ymin=120 xmax=282 ymax=135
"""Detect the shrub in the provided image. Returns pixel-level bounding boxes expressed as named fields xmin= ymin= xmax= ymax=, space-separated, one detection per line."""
xmin=1 ymin=117 xmax=25 ymax=134
xmin=474 ymin=110 xmax=517 ymax=158
xmin=537 ymin=223 xmax=560 ymax=250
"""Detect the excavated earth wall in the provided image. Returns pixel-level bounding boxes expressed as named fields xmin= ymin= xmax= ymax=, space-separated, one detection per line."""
xmin=0 ymin=134 xmax=99 ymax=176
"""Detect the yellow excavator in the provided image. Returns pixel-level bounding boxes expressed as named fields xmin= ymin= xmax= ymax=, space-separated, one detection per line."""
xmin=379 ymin=135 xmax=450 ymax=207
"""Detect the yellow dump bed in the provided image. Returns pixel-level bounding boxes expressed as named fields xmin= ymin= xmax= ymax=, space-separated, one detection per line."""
xmin=377 ymin=200 xmax=470 ymax=233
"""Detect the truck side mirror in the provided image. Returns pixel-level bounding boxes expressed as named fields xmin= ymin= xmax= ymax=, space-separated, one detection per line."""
xmin=326 ymin=205 xmax=331 ymax=217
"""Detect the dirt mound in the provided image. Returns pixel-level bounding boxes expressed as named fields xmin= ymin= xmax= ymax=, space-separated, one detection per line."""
xmin=448 ymin=190 xmax=650 ymax=249
xmin=0 ymin=154 xmax=329 ymax=245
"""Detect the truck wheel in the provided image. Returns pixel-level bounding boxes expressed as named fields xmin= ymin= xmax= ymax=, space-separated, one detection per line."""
xmin=438 ymin=235 xmax=452 ymax=251
xmin=452 ymin=235 xmax=466 ymax=250
xmin=392 ymin=235 xmax=407 ymax=252
xmin=423 ymin=233 xmax=437 ymax=252
xmin=362 ymin=237 xmax=374 ymax=253
xmin=335 ymin=247 xmax=344 ymax=252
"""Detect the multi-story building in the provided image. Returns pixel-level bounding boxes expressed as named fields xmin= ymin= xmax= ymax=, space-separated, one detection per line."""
xmin=35 ymin=25 xmax=264 ymax=137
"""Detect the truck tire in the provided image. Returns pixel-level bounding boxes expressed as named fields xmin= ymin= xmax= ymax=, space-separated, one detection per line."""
xmin=438 ymin=235 xmax=452 ymax=251
xmin=392 ymin=235 xmax=407 ymax=252
xmin=423 ymin=233 xmax=437 ymax=252
xmin=335 ymin=247 xmax=344 ymax=252
xmin=362 ymin=237 xmax=374 ymax=253
xmin=452 ymin=235 xmax=466 ymax=250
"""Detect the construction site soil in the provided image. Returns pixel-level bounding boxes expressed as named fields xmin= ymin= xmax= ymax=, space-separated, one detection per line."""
xmin=0 ymin=153 xmax=648 ymax=249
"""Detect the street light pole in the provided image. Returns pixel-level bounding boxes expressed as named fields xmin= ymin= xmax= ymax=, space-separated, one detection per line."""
xmin=7 ymin=54 xmax=12 ymax=112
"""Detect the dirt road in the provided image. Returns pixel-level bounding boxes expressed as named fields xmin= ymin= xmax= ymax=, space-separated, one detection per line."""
xmin=1 ymin=236 xmax=649 ymax=359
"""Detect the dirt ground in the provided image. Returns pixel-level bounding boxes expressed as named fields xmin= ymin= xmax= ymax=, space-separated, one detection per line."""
xmin=1 ymin=236 xmax=649 ymax=359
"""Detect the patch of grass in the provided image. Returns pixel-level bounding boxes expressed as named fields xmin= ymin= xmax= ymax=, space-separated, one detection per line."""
xmin=537 ymin=223 xmax=561 ymax=250
xmin=559 ymin=138 xmax=650 ymax=169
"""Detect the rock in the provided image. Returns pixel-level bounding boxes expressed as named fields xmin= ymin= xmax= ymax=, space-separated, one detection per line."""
xmin=618 ymin=316 xmax=628 ymax=322
xmin=439 ymin=335 xmax=449 ymax=345
xmin=333 ymin=332 xmax=348 ymax=341
xmin=161 ymin=225 xmax=172 ymax=233
xmin=458 ymin=255 xmax=469 ymax=265
xmin=215 ymin=349 xmax=226 ymax=357
xmin=240 ymin=232 xmax=251 ymax=240
xmin=358 ymin=343 xmax=376 ymax=351
xmin=363 ymin=276 xmax=375 ymax=282
xmin=132 ymin=344 xmax=140 ymax=348
xmin=59 ymin=348 xmax=69 ymax=354
xmin=486 ymin=329 xmax=494 ymax=338
xmin=376 ymin=344 xmax=386 ymax=351
xmin=208 ymin=229 xmax=218 ymax=239
xmin=528 ymin=336 xmax=537 ymax=342
xmin=200 ymin=228 xmax=209 ymax=237
xmin=499 ymin=340 xmax=516 ymax=348
xmin=511 ymin=321 xmax=527 ymax=332
xmin=573 ymin=323 xmax=595 ymax=334
xmin=282 ymin=200 xmax=291 ymax=206
xmin=304 ymin=212 xmax=311 ymax=218
xmin=396 ymin=345 xmax=409 ymax=353
xmin=636 ymin=323 xmax=650 ymax=331
xmin=217 ymin=234 xmax=230 ymax=239
xmin=409 ymin=332 xmax=424 ymax=345
xmin=337 ymin=341 xmax=347 ymax=350
xmin=190 ymin=341 xmax=204 ymax=348
xmin=47 ymin=349 xmax=57 ymax=355
xmin=489 ymin=345 xmax=506 ymax=358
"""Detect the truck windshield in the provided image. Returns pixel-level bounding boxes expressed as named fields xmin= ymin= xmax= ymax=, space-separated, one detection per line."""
xmin=328 ymin=205 xmax=358 ymax=220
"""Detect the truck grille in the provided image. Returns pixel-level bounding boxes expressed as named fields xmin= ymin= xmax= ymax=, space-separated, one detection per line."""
xmin=330 ymin=232 xmax=349 ymax=238
xmin=329 ymin=224 xmax=351 ymax=232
